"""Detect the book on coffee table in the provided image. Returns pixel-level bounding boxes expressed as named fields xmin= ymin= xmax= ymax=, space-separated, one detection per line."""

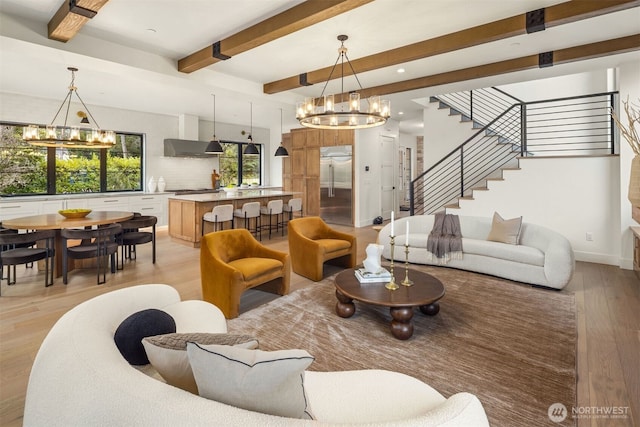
xmin=355 ymin=267 xmax=392 ymax=283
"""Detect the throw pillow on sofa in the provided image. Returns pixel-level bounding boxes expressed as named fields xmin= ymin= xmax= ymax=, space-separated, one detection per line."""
xmin=142 ymin=333 xmax=259 ymax=394
xmin=487 ymin=212 xmax=522 ymax=245
xmin=187 ymin=342 xmax=315 ymax=419
xmin=114 ymin=309 xmax=176 ymax=365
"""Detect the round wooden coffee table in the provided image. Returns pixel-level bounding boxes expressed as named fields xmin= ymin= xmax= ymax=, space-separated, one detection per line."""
xmin=334 ymin=268 xmax=445 ymax=340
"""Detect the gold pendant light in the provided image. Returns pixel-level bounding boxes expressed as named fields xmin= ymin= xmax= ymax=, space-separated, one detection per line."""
xmin=22 ymin=67 xmax=116 ymax=149
xmin=296 ymin=35 xmax=390 ymax=130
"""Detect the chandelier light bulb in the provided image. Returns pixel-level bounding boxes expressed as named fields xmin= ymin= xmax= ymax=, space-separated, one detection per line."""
xmin=22 ymin=67 xmax=116 ymax=149
xmin=296 ymin=35 xmax=390 ymax=130
xmin=349 ymin=93 xmax=360 ymax=112
xmin=325 ymin=95 xmax=334 ymax=112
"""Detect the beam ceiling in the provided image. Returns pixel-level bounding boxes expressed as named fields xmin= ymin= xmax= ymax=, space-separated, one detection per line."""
xmin=331 ymin=34 xmax=640 ymax=101
xmin=264 ymin=0 xmax=640 ymax=94
xmin=177 ymin=0 xmax=373 ymax=74
xmin=48 ymin=0 xmax=110 ymax=42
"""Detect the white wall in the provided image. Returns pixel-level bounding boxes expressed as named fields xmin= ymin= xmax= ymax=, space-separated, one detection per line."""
xmin=496 ymin=70 xmax=609 ymax=101
xmin=354 ymin=119 xmax=400 ymax=228
xmin=422 ymin=103 xmax=478 ymax=170
xmin=0 ymin=92 xmax=273 ymax=191
xmin=452 ymin=156 xmax=620 ymax=265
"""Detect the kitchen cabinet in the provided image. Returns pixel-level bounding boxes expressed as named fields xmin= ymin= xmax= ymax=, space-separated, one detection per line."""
xmin=85 ymin=196 xmax=131 ymax=212
xmin=169 ymin=198 xmax=196 ymax=242
xmin=1 ymin=193 xmax=170 ymax=226
xmin=168 ymin=190 xmax=296 ymax=247
xmin=283 ymin=128 xmax=353 ymax=218
xmin=322 ymin=129 xmax=354 ymax=146
xmin=0 ymin=201 xmax=37 ymax=221
xmin=40 ymin=199 xmax=88 ymax=215
xmin=130 ymin=194 xmax=168 ymax=225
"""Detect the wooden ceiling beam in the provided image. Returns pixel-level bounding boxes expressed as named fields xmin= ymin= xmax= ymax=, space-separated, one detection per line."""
xmin=264 ymin=0 xmax=640 ymax=94
xmin=48 ymin=0 xmax=110 ymax=42
xmin=332 ymin=34 xmax=640 ymax=100
xmin=178 ymin=0 xmax=374 ymax=74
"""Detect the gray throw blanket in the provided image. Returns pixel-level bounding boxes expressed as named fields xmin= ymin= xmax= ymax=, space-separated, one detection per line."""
xmin=427 ymin=213 xmax=463 ymax=264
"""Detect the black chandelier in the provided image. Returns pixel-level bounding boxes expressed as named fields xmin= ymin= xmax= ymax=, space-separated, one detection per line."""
xmin=296 ymin=35 xmax=390 ymax=130
xmin=22 ymin=67 xmax=116 ymax=149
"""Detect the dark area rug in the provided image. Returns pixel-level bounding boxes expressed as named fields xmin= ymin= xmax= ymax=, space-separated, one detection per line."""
xmin=228 ymin=265 xmax=577 ymax=427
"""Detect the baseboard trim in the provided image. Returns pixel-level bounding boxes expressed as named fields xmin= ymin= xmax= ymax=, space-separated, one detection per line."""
xmin=574 ymin=251 xmax=629 ymax=268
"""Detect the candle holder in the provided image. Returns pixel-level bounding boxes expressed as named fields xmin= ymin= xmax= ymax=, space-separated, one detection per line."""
xmin=401 ymin=244 xmax=413 ymax=286
xmin=385 ymin=235 xmax=399 ymax=290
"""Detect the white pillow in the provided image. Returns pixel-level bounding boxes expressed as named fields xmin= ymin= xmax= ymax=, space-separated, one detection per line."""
xmin=187 ymin=342 xmax=315 ymax=419
xmin=142 ymin=333 xmax=258 ymax=394
xmin=486 ymin=212 xmax=522 ymax=245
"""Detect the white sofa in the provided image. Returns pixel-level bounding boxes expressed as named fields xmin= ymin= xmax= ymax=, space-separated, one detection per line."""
xmin=24 ymin=284 xmax=490 ymax=426
xmin=378 ymin=215 xmax=574 ymax=289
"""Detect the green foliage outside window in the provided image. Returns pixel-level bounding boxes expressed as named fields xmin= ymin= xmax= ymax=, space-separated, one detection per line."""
xmin=0 ymin=124 xmax=143 ymax=196
xmin=219 ymin=142 xmax=261 ymax=187
xmin=219 ymin=143 xmax=238 ymax=187
xmin=107 ymin=155 xmax=142 ymax=190
xmin=0 ymin=125 xmax=47 ymax=194
xmin=56 ymin=153 xmax=101 ymax=193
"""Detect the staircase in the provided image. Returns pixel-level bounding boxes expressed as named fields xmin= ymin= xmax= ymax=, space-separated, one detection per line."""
xmin=434 ymin=96 xmax=521 ymax=211
xmin=410 ymin=90 xmax=617 ymax=216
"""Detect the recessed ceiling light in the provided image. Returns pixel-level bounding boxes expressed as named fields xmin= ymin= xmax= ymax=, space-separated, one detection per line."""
xmin=398 ymin=111 xmax=404 ymax=115
xmin=397 ymin=68 xmax=405 ymax=73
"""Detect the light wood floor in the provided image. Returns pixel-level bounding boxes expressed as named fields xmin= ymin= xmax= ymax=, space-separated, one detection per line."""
xmin=1 ymin=225 xmax=638 ymax=426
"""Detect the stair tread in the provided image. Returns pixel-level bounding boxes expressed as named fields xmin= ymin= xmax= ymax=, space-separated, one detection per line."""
xmin=472 ymin=187 xmax=489 ymax=191
xmin=485 ymin=177 xmax=505 ymax=181
xmin=459 ymin=196 xmax=474 ymax=200
xmin=501 ymin=167 xmax=521 ymax=171
xmin=444 ymin=203 xmax=460 ymax=209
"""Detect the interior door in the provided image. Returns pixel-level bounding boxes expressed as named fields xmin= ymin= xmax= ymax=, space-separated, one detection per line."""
xmin=380 ymin=135 xmax=396 ymax=220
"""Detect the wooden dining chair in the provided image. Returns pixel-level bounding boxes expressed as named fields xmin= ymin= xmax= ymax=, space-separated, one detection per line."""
xmin=61 ymin=223 xmax=122 ymax=285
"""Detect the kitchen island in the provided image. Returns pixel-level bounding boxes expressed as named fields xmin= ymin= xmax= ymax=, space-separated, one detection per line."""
xmin=168 ymin=189 xmax=298 ymax=246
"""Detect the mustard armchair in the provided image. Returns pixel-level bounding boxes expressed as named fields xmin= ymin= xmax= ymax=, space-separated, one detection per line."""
xmin=287 ymin=216 xmax=357 ymax=281
xmin=200 ymin=229 xmax=290 ymax=318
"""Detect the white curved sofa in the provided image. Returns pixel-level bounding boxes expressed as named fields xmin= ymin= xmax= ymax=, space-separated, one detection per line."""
xmin=24 ymin=284 xmax=490 ymax=426
xmin=378 ymin=215 xmax=574 ymax=289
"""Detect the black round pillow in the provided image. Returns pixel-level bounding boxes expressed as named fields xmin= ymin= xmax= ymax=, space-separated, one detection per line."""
xmin=114 ymin=308 xmax=176 ymax=365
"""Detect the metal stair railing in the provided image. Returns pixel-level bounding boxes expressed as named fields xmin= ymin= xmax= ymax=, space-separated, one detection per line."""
xmin=523 ymin=92 xmax=617 ymax=156
xmin=411 ymin=105 xmax=522 ymax=216
xmin=436 ymin=87 xmax=523 ymax=127
xmin=411 ymin=91 xmax=617 ymax=216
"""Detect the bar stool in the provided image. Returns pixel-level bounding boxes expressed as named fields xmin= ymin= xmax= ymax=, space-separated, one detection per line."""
xmin=234 ymin=202 xmax=261 ymax=240
xmin=260 ymin=199 xmax=284 ymax=239
xmin=202 ymin=204 xmax=234 ymax=235
xmin=283 ymin=198 xmax=303 ymax=221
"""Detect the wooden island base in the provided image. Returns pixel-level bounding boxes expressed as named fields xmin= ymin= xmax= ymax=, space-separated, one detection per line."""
xmin=168 ymin=190 xmax=296 ymax=247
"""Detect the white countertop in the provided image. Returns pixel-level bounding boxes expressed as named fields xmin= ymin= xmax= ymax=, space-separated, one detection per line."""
xmin=1 ymin=191 xmax=173 ymax=203
xmin=169 ymin=189 xmax=298 ymax=202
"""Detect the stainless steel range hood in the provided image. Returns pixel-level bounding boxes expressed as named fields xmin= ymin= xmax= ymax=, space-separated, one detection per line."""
xmin=163 ymin=139 xmax=211 ymax=158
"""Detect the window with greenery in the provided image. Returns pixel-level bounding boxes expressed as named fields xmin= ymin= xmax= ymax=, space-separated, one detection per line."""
xmin=0 ymin=123 xmax=143 ymax=196
xmin=218 ymin=142 xmax=261 ymax=187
